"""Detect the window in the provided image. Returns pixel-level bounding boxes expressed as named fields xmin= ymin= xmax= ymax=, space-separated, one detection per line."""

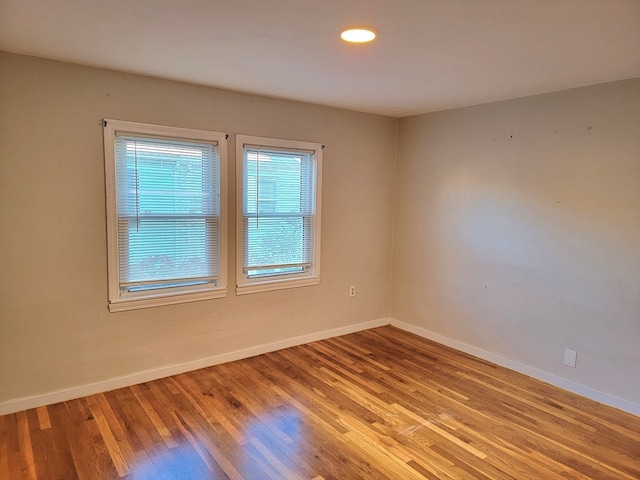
xmin=103 ymin=119 xmax=227 ymax=311
xmin=236 ymin=135 xmax=322 ymax=295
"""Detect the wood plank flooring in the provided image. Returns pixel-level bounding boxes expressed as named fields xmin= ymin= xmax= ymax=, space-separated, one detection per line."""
xmin=1 ymin=326 xmax=639 ymax=479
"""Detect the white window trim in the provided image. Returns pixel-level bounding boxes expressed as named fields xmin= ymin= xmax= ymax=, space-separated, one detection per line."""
xmin=103 ymin=119 xmax=228 ymax=312
xmin=235 ymin=135 xmax=322 ymax=296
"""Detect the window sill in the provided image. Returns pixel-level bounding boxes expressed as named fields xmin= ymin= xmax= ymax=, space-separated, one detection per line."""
xmin=108 ymin=288 xmax=227 ymax=312
xmin=236 ymin=276 xmax=320 ymax=296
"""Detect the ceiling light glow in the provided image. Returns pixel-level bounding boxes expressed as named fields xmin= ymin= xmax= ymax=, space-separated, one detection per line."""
xmin=341 ymin=28 xmax=376 ymax=43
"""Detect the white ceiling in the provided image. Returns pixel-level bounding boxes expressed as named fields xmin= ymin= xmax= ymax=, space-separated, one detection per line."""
xmin=1 ymin=0 xmax=638 ymax=117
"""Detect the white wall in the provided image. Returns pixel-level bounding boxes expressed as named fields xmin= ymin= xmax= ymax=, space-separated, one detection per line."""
xmin=0 ymin=52 xmax=397 ymax=410
xmin=391 ymin=79 xmax=640 ymax=409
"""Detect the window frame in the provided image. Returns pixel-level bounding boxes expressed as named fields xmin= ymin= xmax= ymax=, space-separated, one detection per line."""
xmin=103 ymin=119 xmax=227 ymax=312
xmin=235 ymin=135 xmax=322 ymax=295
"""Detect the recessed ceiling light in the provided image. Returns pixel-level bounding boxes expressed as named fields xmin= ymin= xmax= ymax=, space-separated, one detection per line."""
xmin=340 ymin=28 xmax=376 ymax=43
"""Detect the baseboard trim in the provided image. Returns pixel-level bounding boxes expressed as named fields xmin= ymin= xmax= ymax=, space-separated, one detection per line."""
xmin=0 ymin=318 xmax=391 ymax=415
xmin=4 ymin=317 xmax=636 ymax=417
xmin=390 ymin=318 xmax=640 ymax=416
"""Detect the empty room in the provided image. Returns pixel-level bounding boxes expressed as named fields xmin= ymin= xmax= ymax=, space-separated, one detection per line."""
xmin=1 ymin=1 xmax=639 ymax=478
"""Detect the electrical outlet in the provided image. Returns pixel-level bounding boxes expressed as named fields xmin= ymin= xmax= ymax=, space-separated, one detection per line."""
xmin=349 ymin=286 xmax=356 ymax=297
xmin=563 ymin=349 xmax=577 ymax=368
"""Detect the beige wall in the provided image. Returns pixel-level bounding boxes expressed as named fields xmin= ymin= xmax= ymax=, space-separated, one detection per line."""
xmin=2 ymin=51 xmax=638 ymax=412
xmin=392 ymin=79 xmax=640 ymax=405
xmin=0 ymin=52 xmax=397 ymax=403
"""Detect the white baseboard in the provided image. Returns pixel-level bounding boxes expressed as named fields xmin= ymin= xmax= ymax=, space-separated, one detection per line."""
xmin=4 ymin=317 xmax=637 ymax=417
xmin=390 ymin=319 xmax=640 ymax=416
xmin=0 ymin=318 xmax=391 ymax=416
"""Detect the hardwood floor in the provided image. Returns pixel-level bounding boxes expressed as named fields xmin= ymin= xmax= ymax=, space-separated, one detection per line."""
xmin=1 ymin=326 xmax=639 ymax=479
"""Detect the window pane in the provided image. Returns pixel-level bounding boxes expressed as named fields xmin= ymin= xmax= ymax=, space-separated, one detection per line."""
xmin=116 ymin=136 xmax=216 ymax=217
xmin=242 ymin=146 xmax=315 ymax=275
xmin=244 ymin=149 xmax=313 ymax=216
xmin=244 ymin=216 xmax=306 ymax=268
xmin=119 ymin=217 xmax=217 ymax=285
xmin=114 ymin=135 xmax=219 ymax=289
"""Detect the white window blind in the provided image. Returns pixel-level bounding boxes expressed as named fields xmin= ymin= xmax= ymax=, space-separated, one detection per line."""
xmin=243 ymin=146 xmax=314 ymax=276
xmin=236 ymin=135 xmax=322 ymax=294
xmin=115 ymin=135 xmax=219 ymax=289
xmin=104 ymin=119 xmax=227 ymax=311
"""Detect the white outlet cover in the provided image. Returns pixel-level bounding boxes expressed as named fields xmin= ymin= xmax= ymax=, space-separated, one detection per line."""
xmin=563 ymin=349 xmax=577 ymax=368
